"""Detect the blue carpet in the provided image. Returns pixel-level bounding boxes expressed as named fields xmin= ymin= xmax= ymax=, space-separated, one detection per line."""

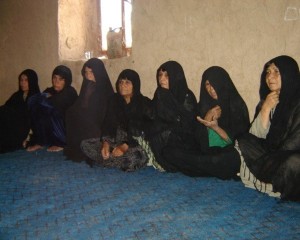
xmin=0 ymin=149 xmax=299 ymax=240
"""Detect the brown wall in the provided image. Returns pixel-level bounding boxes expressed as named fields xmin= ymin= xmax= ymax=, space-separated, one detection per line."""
xmin=1 ymin=0 xmax=300 ymax=118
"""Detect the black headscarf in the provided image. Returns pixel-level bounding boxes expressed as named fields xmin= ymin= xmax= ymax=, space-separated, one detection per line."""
xmin=5 ymin=69 xmax=40 ymax=108
xmin=75 ymin=58 xmax=114 ymax=109
xmin=199 ymin=66 xmax=249 ymax=140
xmin=18 ymin=69 xmax=40 ymax=99
xmin=52 ymin=65 xmax=72 ymax=86
xmin=258 ymin=55 xmax=300 ymax=149
xmin=79 ymin=58 xmax=113 ymax=98
xmin=116 ymin=68 xmax=141 ymax=97
xmin=156 ymin=61 xmax=189 ymax=104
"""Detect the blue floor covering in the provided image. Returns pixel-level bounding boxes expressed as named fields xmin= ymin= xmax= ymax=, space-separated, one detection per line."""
xmin=0 ymin=149 xmax=299 ymax=240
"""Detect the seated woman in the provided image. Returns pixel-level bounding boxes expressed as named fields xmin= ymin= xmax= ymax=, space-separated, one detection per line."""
xmin=147 ymin=60 xmax=198 ymax=172
xmin=163 ymin=66 xmax=250 ymax=179
xmin=80 ymin=69 xmax=154 ymax=172
xmin=27 ymin=65 xmax=78 ymax=152
xmin=237 ymin=55 xmax=300 ymax=201
xmin=64 ymin=58 xmax=114 ymax=162
xmin=0 ymin=69 xmax=40 ymax=153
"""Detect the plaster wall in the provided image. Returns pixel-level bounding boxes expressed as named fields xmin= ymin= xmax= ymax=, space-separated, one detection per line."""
xmin=1 ymin=0 xmax=300 ymax=118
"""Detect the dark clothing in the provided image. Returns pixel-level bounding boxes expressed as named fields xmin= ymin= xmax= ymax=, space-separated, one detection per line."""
xmin=0 ymin=69 xmax=40 ymax=153
xmin=238 ymin=55 xmax=300 ymax=201
xmin=64 ymin=58 xmax=113 ymax=161
xmin=0 ymin=93 xmax=30 ymax=153
xmin=148 ymin=61 xmax=198 ymax=172
xmin=81 ymin=69 xmax=154 ymax=172
xmin=163 ymin=66 xmax=250 ymax=179
xmin=163 ymin=145 xmax=241 ymax=180
xmin=102 ymin=93 xmax=154 ymax=144
xmin=29 ymin=86 xmax=77 ymax=147
xmin=239 ymin=97 xmax=300 ymax=200
xmin=197 ymin=66 xmax=249 ymax=150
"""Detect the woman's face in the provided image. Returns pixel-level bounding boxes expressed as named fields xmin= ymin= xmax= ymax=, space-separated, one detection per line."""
xmin=205 ymin=80 xmax=218 ymax=100
xmin=158 ymin=70 xmax=169 ymax=89
xmin=19 ymin=74 xmax=29 ymax=93
xmin=266 ymin=63 xmax=281 ymax=92
xmin=84 ymin=67 xmax=95 ymax=82
xmin=52 ymin=74 xmax=66 ymax=92
xmin=118 ymin=79 xmax=133 ymax=98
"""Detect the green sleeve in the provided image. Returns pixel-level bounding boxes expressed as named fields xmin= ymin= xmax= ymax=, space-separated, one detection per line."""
xmin=208 ymin=128 xmax=232 ymax=148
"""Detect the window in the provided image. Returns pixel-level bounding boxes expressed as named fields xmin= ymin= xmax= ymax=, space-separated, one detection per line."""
xmin=58 ymin=0 xmax=132 ymax=60
xmin=100 ymin=0 xmax=132 ymax=58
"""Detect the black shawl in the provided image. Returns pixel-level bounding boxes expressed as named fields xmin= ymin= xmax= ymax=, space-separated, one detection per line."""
xmin=198 ymin=66 xmax=250 ymax=145
xmin=64 ymin=58 xmax=113 ymax=161
xmin=101 ymin=69 xmax=153 ymax=145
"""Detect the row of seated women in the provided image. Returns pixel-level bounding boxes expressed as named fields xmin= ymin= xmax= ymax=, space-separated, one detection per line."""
xmin=0 ymin=55 xmax=299 ymax=201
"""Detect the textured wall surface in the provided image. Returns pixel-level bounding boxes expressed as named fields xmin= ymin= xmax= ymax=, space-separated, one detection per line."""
xmin=0 ymin=0 xmax=58 ymax=99
xmin=1 ymin=0 xmax=300 ymax=118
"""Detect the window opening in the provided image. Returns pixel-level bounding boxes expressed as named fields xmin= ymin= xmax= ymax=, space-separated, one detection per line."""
xmin=100 ymin=0 xmax=132 ymax=58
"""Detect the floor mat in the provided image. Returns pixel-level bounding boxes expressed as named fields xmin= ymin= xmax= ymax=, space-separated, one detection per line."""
xmin=0 ymin=149 xmax=299 ymax=239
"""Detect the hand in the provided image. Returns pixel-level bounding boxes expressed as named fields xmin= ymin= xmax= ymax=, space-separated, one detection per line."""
xmin=101 ymin=141 xmax=110 ymax=160
xmin=22 ymin=139 xmax=28 ymax=148
xmin=262 ymin=91 xmax=280 ymax=111
xmin=197 ymin=116 xmax=218 ymax=129
xmin=204 ymin=105 xmax=221 ymax=121
xmin=112 ymin=143 xmax=129 ymax=157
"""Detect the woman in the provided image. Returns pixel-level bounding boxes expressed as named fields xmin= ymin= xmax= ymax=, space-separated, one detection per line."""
xmin=81 ymin=69 xmax=154 ymax=172
xmin=237 ymin=55 xmax=300 ymax=201
xmin=0 ymin=69 xmax=40 ymax=153
xmin=27 ymin=65 xmax=78 ymax=152
xmin=163 ymin=66 xmax=250 ymax=179
xmin=64 ymin=58 xmax=114 ymax=162
xmin=147 ymin=60 xmax=198 ymax=172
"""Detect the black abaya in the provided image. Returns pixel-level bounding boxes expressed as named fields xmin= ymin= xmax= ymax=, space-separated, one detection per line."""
xmin=64 ymin=58 xmax=114 ymax=161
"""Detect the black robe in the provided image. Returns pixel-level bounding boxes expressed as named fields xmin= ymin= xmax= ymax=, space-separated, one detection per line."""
xmin=148 ymin=61 xmax=198 ymax=172
xmin=238 ymin=55 xmax=300 ymax=201
xmin=0 ymin=69 xmax=40 ymax=153
xmin=64 ymin=58 xmax=113 ymax=161
xmin=163 ymin=66 xmax=250 ymax=179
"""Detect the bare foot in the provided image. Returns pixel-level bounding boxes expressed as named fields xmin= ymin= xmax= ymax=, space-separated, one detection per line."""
xmin=47 ymin=146 xmax=64 ymax=152
xmin=27 ymin=144 xmax=43 ymax=152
